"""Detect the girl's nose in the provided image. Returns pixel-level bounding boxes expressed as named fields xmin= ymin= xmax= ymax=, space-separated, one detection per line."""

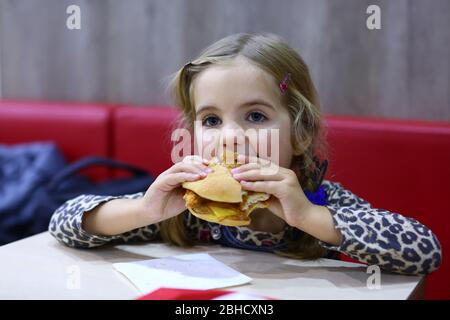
xmin=221 ymin=123 xmax=246 ymax=152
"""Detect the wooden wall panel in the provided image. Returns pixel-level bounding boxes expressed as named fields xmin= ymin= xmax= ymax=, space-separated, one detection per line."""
xmin=0 ymin=0 xmax=448 ymax=120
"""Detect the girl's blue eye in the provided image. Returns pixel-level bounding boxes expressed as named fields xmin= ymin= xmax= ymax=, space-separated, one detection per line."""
xmin=247 ymin=111 xmax=268 ymax=123
xmin=202 ymin=115 xmax=222 ymax=127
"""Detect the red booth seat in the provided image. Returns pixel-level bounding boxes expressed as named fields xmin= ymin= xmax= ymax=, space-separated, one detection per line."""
xmin=0 ymin=100 xmax=113 ymax=180
xmin=324 ymin=115 xmax=450 ymax=299
xmin=112 ymin=105 xmax=180 ymax=177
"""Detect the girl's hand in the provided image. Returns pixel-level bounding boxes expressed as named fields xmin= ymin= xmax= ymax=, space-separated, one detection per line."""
xmin=139 ymin=155 xmax=212 ymax=224
xmin=231 ymin=155 xmax=314 ymax=228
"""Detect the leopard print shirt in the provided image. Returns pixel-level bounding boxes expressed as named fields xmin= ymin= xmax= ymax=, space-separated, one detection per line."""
xmin=48 ymin=179 xmax=442 ymax=275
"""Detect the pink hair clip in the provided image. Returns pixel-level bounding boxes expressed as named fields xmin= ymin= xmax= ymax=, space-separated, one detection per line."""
xmin=279 ymin=73 xmax=291 ymax=93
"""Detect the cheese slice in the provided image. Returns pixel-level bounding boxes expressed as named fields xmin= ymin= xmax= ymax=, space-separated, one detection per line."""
xmin=209 ymin=204 xmax=240 ymax=219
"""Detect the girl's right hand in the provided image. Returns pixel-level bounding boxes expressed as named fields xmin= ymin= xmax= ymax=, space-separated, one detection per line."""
xmin=138 ymin=156 xmax=212 ymax=225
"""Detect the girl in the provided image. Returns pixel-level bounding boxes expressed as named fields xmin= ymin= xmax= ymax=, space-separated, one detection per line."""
xmin=49 ymin=33 xmax=441 ymax=275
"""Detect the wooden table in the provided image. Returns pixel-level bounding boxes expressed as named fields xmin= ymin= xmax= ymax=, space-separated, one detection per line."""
xmin=0 ymin=232 xmax=424 ymax=299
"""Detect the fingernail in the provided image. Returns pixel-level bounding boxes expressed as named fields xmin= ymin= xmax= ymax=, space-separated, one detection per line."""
xmin=231 ymin=168 xmax=239 ymax=173
xmin=199 ymin=171 xmax=207 ymax=176
xmin=205 ymin=168 xmax=213 ymax=173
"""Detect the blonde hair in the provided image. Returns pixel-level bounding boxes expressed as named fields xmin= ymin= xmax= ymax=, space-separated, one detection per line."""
xmin=161 ymin=33 xmax=329 ymax=260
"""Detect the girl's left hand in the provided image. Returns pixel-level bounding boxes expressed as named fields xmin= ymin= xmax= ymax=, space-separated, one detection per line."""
xmin=231 ymin=156 xmax=314 ymax=228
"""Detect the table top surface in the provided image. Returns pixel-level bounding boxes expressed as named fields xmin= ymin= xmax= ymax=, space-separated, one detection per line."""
xmin=0 ymin=232 xmax=423 ymax=300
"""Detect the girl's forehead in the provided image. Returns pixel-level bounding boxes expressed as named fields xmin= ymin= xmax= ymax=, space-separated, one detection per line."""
xmin=192 ymin=59 xmax=281 ymax=110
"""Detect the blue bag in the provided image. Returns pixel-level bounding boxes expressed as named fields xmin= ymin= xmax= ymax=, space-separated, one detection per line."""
xmin=0 ymin=142 xmax=154 ymax=245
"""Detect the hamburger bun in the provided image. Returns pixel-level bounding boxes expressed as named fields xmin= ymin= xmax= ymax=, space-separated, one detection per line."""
xmin=182 ymin=154 xmax=271 ymax=226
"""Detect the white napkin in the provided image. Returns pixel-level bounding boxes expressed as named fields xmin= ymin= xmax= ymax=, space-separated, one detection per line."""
xmin=113 ymin=253 xmax=252 ymax=293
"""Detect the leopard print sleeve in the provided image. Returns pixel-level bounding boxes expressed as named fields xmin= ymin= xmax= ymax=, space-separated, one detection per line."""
xmin=48 ymin=193 xmax=161 ymax=248
xmin=319 ymin=180 xmax=442 ymax=275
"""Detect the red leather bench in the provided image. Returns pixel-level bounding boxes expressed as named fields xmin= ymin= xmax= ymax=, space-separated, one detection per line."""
xmin=112 ymin=105 xmax=180 ymax=177
xmin=1 ymin=100 xmax=449 ymax=299
xmin=325 ymin=115 xmax=450 ymax=299
xmin=0 ymin=100 xmax=113 ymax=180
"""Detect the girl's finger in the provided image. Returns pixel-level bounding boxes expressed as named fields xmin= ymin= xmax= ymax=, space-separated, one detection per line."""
xmin=232 ymin=169 xmax=283 ymax=181
xmin=231 ymin=162 xmax=261 ymax=173
xmin=182 ymin=155 xmax=210 ymax=165
xmin=239 ymin=180 xmax=277 ymax=194
xmin=180 ymin=156 xmax=211 ymax=172
xmin=237 ymin=154 xmax=259 ymax=165
xmin=163 ymin=172 xmax=203 ymax=188
xmin=232 ymin=159 xmax=280 ymax=174
xmin=169 ymin=162 xmax=211 ymax=175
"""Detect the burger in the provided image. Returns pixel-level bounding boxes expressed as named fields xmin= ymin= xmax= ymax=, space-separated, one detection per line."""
xmin=182 ymin=154 xmax=271 ymax=226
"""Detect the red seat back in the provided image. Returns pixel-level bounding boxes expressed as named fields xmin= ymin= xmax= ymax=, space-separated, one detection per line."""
xmin=112 ymin=106 xmax=181 ymax=177
xmin=324 ymin=114 xmax=450 ymax=299
xmin=0 ymin=100 xmax=113 ymax=180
